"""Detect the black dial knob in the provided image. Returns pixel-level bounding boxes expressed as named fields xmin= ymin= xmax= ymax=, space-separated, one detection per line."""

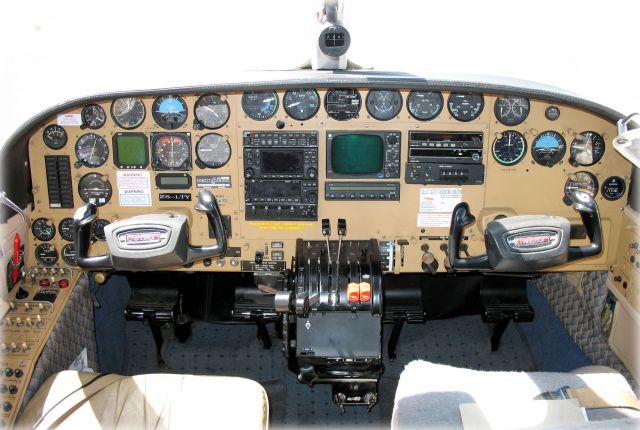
xmin=14 ymin=369 xmax=23 ymax=378
xmin=2 ymin=402 xmax=11 ymax=412
xmin=307 ymin=192 xmax=318 ymax=204
xmin=7 ymin=386 xmax=16 ymax=395
xmin=387 ymin=135 xmax=398 ymax=145
xmin=244 ymin=168 xmax=255 ymax=179
xmin=307 ymin=168 xmax=317 ymax=179
xmin=4 ymin=368 xmax=13 ymax=377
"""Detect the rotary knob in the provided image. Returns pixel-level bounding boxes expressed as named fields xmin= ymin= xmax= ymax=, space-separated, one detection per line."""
xmin=307 ymin=168 xmax=317 ymax=179
xmin=244 ymin=168 xmax=255 ymax=179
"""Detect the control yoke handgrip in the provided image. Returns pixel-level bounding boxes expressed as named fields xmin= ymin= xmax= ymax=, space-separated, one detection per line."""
xmin=73 ymin=190 xmax=227 ymax=271
xmin=567 ymin=191 xmax=603 ymax=261
xmin=188 ymin=190 xmax=228 ymax=261
xmin=447 ymin=203 xmax=490 ymax=270
xmin=73 ymin=202 xmax=111 ymax=270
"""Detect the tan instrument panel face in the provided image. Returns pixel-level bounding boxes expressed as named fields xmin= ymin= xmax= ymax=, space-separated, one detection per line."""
xmin=25 ymin=89 xmax=632 ymax=273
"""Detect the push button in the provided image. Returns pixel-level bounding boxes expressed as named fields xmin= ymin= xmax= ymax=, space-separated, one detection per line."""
xmin=347 ymin=283 xmax=360 ymax=303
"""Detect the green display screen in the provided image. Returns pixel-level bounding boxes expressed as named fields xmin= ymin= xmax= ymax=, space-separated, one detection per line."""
xmin=116 ymin=135 xmax=147 ymax=166
xmin=331 ymin=134 xmax=383 ymax=174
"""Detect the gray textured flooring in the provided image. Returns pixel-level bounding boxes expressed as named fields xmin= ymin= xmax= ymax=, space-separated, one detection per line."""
xmin=125 ymin=316 xmax=535 ymax=428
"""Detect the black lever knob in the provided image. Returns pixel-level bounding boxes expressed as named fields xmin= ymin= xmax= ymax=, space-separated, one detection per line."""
xmin=337 ymin=219 xmax=346 ymax=236
xmin=322 ymin=218 xmax=331 ymax=236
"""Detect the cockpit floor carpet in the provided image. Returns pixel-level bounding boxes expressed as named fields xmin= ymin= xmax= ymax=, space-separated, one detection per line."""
xmin=124 ymin=315 xmax=535 ymax=428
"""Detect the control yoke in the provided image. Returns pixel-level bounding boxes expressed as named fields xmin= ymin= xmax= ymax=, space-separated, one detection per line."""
xmin=447 ymin=191 xmax=603 ymax=271
xmin=73 ymin=190 xmax=227 ymax=271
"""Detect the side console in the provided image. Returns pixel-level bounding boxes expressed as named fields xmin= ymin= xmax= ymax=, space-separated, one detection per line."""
xmin=243 ymin=131 xmax=319 ymax=220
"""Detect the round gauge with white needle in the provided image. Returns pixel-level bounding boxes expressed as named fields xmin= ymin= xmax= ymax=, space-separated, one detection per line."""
xmin=242 ymin=91 xmax=279 ymax=121
xmin=283 ymin=89 xmax=320 ymax=121
xmin=43 ymin=125 xmax=68 ymax=149
xmin=81 ymin=104 xmax=106 ymax=129
xmin=111 ymin=97 xmax=146 ymax=129
xmin=564 ymin=171 xmax=598 ymax=204
xmin=447 ymin=93 xmax=484 ymax=122
xmin=366 ymin=89 xmax=402 ymax=120
xmin=152 ymin=133 xmax=191 ymax=170
xmin=492 ymin=131 xmax=527 ymax=166
xmin=196 ymin=134 xmax=231 ymax=168
xmin=194 ymin=94 xmax=230 ymax=129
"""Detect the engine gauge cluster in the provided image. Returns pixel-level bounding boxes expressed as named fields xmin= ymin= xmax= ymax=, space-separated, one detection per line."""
xmin=447 ymin=93 xmax=484 ymax=122
xmin=43 ymin=125 xmax=68 ymax=150
xmin=407 ymin=91 xmax=443 ymax=121
xmin=31 ymin=217 xmax=56 ymax=241
xmin=366 ymin=89 xmax=402 ymax=121
xmin=325 ymin=88 xmax=361 ymax=120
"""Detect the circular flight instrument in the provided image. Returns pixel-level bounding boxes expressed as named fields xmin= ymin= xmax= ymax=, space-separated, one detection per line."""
xmin=366 ymin=89 xmax=402 ymax=121
xmin=111 ymin=97 xmax=146 ymax=129
xmin=545 ymin=106 xmax=561 ymax=121
xmin=152 ymin=95 xmax=188 ymax=129
xmin=92 ymin=219 xmax=110 ymax=241
xmin=43 ymin=125 xmax=68 ymax=150
xmin=494 ymin=96 xmax=530 ymax=126
xmin=75 ymin=133 xmax=109 ymax=167
xmin=59 ymin=218 xmax=75 ymax=242
xmin=196 ymin=134 xmax=231 ymax=168
xmin=532 ymin=131 xmax=566 ymax=167
xmin=447 ymin=93 xmax=484 ymax=122
xmin=325 ymin=88 xmax=361 ymax=121
xmin=78 ymin=173 xmax=112 ymax=206
xmin=31 ymin=217 xmax=56 ymax=241
xmin=61 ymin=244 xmax=76 ymax=266
xmin=407 ymin=91 xmax=443 ymax=121
xmin=564 ymin=172 xmax=599 ymax=203
xmin=194 ymin=94 xmax=230 ymax=129
xmin=601 ymin=176 xmax=626 ymax=201
xmin=241 ymin=91 xmax=279 ymax=121
xmin=570 ymin=131 xmax=605 ymax=166
xmin=283 ymin=89 xmax=320 ymax=121
xmin=35 ymin=243 xmax=58 ymax=266
xmin=492 ymin=131 xmax=527 ymax=166
xmin=152 ymin=134 xmax=191 ymax=170
xmin=81 ymin=104 xmax=106 ymax=129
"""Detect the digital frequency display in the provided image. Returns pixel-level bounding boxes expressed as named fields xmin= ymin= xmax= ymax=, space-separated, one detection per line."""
xmin=331 ymin=134 xmax=383 ymax=174
xmin=261 ymin=150 xmax=304 ymax=175
xmin=115 ymin=134 xmax=147 ymax=168
xmin=252 ymin=181 xmax=301 ymax=198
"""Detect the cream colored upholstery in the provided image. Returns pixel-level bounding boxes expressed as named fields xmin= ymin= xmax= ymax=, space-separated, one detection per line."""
xmin=16 ymin=371 xmax=269 ymax=429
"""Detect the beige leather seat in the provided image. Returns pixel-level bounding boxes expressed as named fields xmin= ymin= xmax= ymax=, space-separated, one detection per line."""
xmin=392 ymin=360 xmax=640 ymax=429
xmin=17 ymin=371 xmax=269 ymax=429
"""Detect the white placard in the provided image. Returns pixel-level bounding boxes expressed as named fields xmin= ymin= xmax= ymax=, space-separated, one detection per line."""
xmin=417 ymin=213 xmax=453 ymax=228
xmin=56 ymin=113 xmax=82 ymax=126
xmin=117 ymin=171 xmax=152 ymax=207
xmin=419 ymin=188 xmax=462 ymax=213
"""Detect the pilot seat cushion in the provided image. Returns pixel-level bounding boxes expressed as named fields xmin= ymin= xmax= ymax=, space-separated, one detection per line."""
xmin=392 ymin=360 xmax=640 ymax=429
xmin=16 ymin=370 xmax=269 ymax=429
